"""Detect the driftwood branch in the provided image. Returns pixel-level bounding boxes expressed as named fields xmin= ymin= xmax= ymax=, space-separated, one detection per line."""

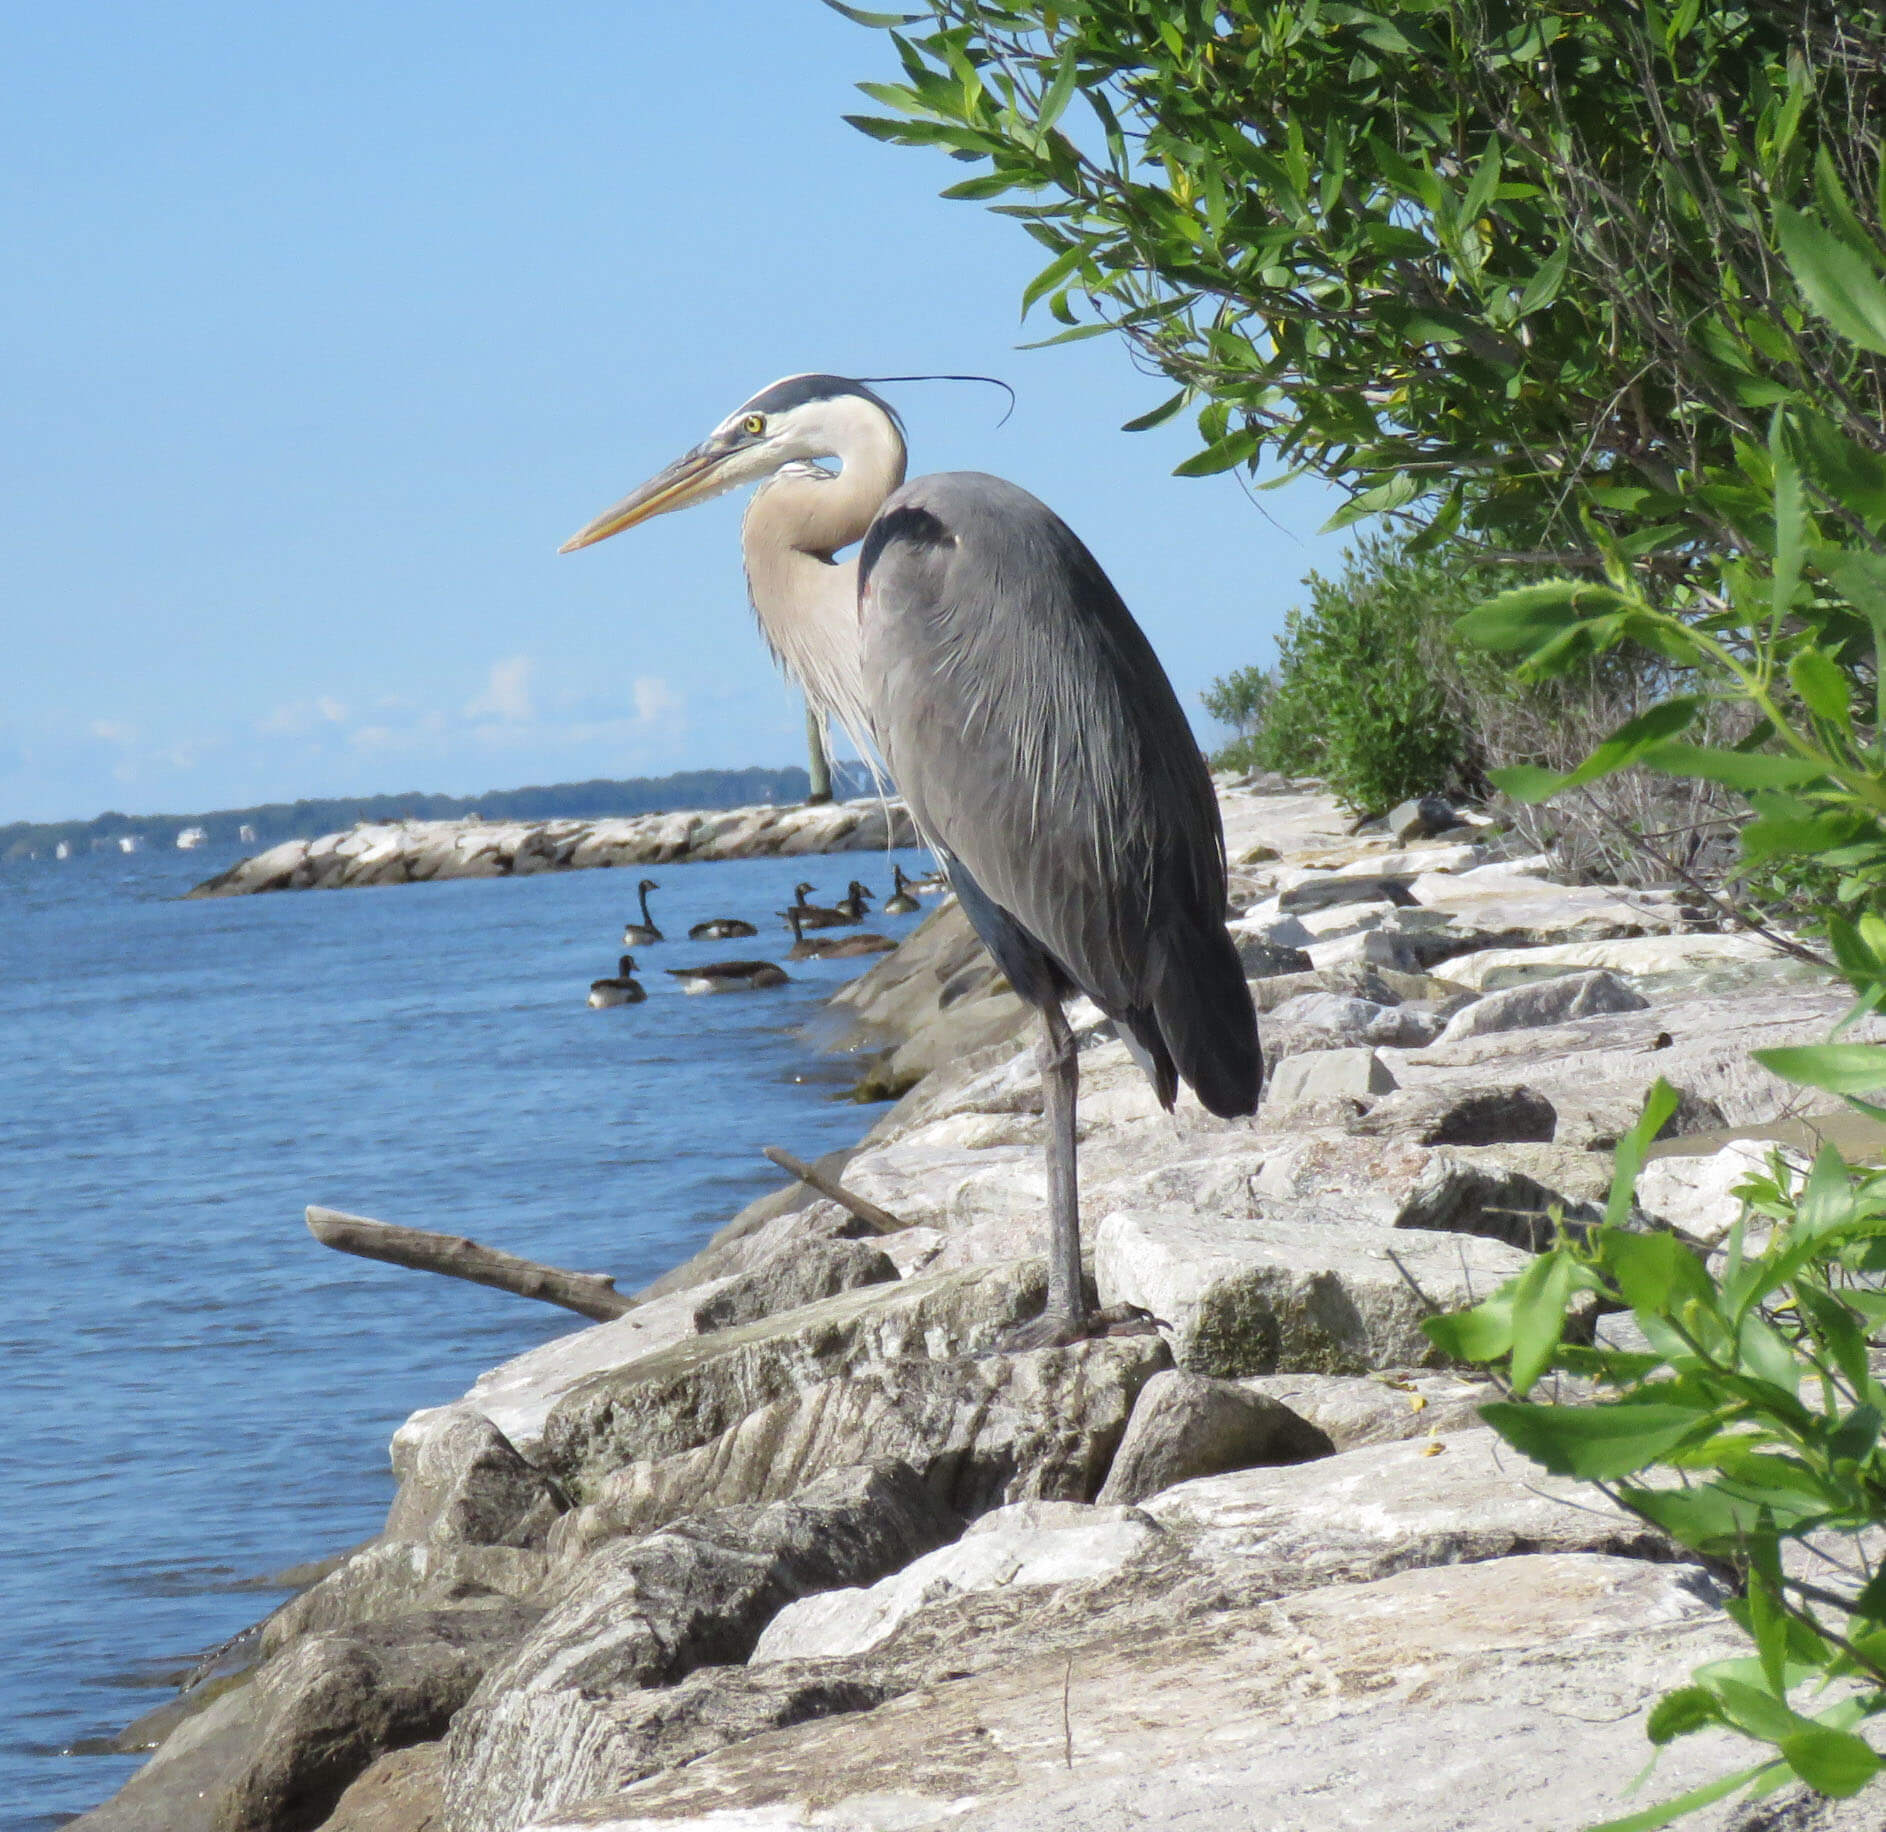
xmin=762 ymin=1146 xmax=906 ymax=1234
xmin=306 ymin=1206 xmax=631 ymax=1321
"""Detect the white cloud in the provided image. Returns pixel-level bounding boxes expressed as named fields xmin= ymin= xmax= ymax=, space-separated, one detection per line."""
xmin=318 ymin=696 xmax=348 ymax=723
xmin=90 ymin=718 xmax=137 ymax=745
xmin=633 ymin=675 xmax=680 ymax=722
xmin=465 ymin=655 xmax=534 ymax=723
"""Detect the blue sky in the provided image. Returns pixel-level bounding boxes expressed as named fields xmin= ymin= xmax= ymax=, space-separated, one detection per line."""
xmin=0 ymin=4 xmax=1345 ymax=824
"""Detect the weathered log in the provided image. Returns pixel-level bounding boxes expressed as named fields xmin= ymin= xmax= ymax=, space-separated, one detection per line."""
xmin=306 ymin=1206 xmax=631 ymax=1320
xmin=761 ymin=1146 xmax=906 ymax=1234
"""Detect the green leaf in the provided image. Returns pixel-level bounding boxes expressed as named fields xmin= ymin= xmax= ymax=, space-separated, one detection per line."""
xmin=1610 ymin=1080 xmax=1683 ymax=1230
xmin=1776 ymin=205 xmax=1886 ymax=356
xmin=1509 ymin=1248 xmax=1576 ymax=1395
xmin=821 ymin=0 xmax=921 ymax=25
xmin=1585 ymin=1761 xmax=1786 ymax=1832
xmin=1173 ymin=426 xmax=1260 ymax=478
xmin=1789 ymin=650 xmax=1853 ymax=728
xmin=1484 ymin=703 xmax=1702 ymax=804
xmin=1421 ymin=1284 xmax=1515 ymax=1363
xmin=1516 ymin=244 xmax=1569 ymax=317
xmin=1020 ymin=243 xmax=1085 ymax=314
xmin=1121 ymin=390 xmax=1189 ymax=433
xmin=1778 ymin=1726 xmax=1882 ymax=1796
xmin=1647 ymin=1686 xmax=1724 ymax=1745
xmin=1478 ymin=1399 xmax=1704 ymax=1479
xmin=1457 ymin=580 xmax=1629 ymax=653
xmin=1753 ymin=1044 xmax=1886 ymax=1098
xmin=1321 ymin=471 xmax=1421 ymax=530
xmin=1636 ymin=742 xmax=1826 ymax=790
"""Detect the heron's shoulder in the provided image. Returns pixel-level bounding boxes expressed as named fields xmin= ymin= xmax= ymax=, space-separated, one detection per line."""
xmin=862 ymin=472 xmax=1070 ymax=579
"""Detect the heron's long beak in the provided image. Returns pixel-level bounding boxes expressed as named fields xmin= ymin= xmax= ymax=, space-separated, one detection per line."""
xmin=558 ymin=442 xmax=733 ymax=553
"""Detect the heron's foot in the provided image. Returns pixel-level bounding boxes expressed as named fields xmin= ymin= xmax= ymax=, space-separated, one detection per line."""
xmin=996 ymin=1302 xmax=1160 ymax=1353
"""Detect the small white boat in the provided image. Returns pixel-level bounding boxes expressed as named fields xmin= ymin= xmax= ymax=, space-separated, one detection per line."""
xmin=176 ymin=826 xmax=207 ymax=850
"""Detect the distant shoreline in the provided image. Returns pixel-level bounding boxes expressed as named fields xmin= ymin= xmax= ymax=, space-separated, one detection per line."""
xmin=1 ymin=762 xmax=875 ymax=863
xmin=185 ymin=797 xmax=920 ymax=897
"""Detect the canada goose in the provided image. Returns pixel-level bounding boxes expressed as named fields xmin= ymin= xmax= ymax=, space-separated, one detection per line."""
xmin=622 ymin=878 xmax=663 ymax=946
xmin=786 ymin=881 xmax=854 ymax=930
xmin=588 ymin=954 xmax=647 ymax=1007
xmin=883 ymin=864 xmax=921 ymax=915
xmin=665 ymin=958 xmax=789 ymax=994
xmin=688 ymin=916 xmax=758 ymax=940
xmin=780 ymin=908 xmax=896 ymax=960
xmin=835 ymin=880 xmax=875 ymax=921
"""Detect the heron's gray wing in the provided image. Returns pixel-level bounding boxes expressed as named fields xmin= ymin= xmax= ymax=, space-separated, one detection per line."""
xmin=859 ymin=472 xmax=1259 ymax=1117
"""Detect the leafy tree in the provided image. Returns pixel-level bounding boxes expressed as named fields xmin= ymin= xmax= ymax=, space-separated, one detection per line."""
xmin=833 ymin=1 xmax=1886 ymax=569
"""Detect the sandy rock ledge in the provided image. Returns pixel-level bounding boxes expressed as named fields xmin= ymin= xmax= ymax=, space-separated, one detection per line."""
xmin=82 ymin=777 xmax=1886 ymax=1832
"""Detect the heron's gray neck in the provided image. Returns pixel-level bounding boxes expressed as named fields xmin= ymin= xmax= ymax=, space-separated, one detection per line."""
xmin=741 ymin=413 xmax=906 ymax=742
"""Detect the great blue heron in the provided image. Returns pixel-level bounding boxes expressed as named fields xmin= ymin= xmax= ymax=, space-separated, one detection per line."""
xmin=562 ymin=373 xmax=1261 ymax=1342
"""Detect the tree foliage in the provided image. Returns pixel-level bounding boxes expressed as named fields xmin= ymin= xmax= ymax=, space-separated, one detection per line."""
xmin=835 ymin=1 xmax=1886 ymax=569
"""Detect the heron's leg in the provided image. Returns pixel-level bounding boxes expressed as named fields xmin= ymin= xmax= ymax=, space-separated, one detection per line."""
xmin=1038 ymin=1000 xmax=1085 ymax=1328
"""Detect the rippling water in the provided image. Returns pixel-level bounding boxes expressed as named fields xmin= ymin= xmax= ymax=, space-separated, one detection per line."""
xmin=0 ymin=838 xmax=929 ymax=1827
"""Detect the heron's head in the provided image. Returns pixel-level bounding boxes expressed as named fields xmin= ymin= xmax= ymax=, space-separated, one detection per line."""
xmin=559 ymin=374 xmax=905 ymax=553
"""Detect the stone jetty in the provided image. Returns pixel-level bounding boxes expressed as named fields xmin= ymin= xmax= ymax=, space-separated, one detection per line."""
xmin=80 ymin=775 xmax=1882 ymax=1831
xmin=185 ymin=796 xmax=920 ymax=897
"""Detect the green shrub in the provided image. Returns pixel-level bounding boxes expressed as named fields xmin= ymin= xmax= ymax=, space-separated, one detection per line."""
xmin=1204 ymin=535 xmax=1482 ymax=812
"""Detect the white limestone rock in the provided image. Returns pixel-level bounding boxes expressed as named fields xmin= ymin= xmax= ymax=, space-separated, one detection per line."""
xmin=1264 ymin=1044 xmax=1398 ymax=1111
xmin=750 ymin=1500 xmax=1160 ymax=1664
xmin=1093 ymin=1206 xmax=1531 ymax=1377
xmin=1437 ymin=969 xmax=1650 ymax=1043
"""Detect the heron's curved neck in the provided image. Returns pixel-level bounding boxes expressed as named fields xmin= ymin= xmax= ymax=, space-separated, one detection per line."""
xmin=741 ymin=407 xmax=906 ymax=739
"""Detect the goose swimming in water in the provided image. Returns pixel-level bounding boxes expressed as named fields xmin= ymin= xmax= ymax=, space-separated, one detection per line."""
xmin=665 ymin=958 xmax=789 ymax=994
xmin=785 ymin=882 xmax=855 ymax=930
xmin=780 ymin=908 xmax=895 ymax=960
xmin=688 ymin=915 xmax=758 ymax=940
xmin=836 ymin=880 xmax=875 ymax=921
xmin=588 ymin=954 xmax=647 ymax=1007
xmin=622 ymin=878 xmax=663 ymax=946
xmin=883 ymin=864 xmax=921 ymax=915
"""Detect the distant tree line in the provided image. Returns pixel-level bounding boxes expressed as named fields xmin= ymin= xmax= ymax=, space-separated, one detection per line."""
xmin=0 ymin=762 xmax=876 ymax=861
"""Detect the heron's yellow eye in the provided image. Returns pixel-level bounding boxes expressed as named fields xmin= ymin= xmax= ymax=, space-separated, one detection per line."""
xmin=742 ymin=414 xmax=766 ymax=437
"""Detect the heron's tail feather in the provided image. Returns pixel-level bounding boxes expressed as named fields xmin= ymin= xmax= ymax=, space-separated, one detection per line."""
xmin=1149 ymin=917 xmax=1262 ymax=1119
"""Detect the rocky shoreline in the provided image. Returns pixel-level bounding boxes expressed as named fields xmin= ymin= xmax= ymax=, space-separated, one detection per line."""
xmin=78 ymin=777 xmax=1881 ymax=1831
xmin=184 ymin=797 xmax=920 ymax=897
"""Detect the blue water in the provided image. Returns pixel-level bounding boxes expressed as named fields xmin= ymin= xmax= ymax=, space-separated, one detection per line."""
xmin=0 ymin=840 xmax=930 ymax=1828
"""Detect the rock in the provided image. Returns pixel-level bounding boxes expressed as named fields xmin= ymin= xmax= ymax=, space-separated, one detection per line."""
xmin=1355 ymin=1082 xmax=1558 ymax=1146
xmin=550 ymin=1337 xmax=1171 ymax=1555
xmin=444 ymin=1462 xmax=957 ymax=1832
xmin=1305 ymin=926 xmax=1420 ymax=972
xmin=1277 ymin=873 xmax=1416 ymax=913
xmin=1388 ymin=793 xmax=1460 ymax=841
xmin=383 ymin=1412 xmax=566 ymax=1550
xmin=320 ymin=1742 xmax=445 ymax=1831
xmin=1262 ymin=991 xmax=1388 ymax=1053
xmin=1442 ymin=931 xmax=1784 ymax=991
xmin=751 ymin=1499 xmax=1162 ymax=1664
xmin=1095 ymin=1369 xmax=1333 ymax=1505
xmin=1237 ymin=1370 xmax=1497 ymax=1450
xmin=1143 ymin=1426 xmax=1674 ymax=1577
xmin=218 ymin=1606 xmax=535 ymax=1832
xmin=1232 ymin=935 xmax=1314 ymax=977
xmin=689 ymin=1237 xmax=899 ymax=1333
xmin=1263 ymin=1045 xmax=1397 ymax=1111
xmin=260 ymin=1540 xmax=550 ymax=1659
xmin=1093 ymin=1205 xmax=1533 ymax=1377
xmin=65 ymin=1682 xmax=269 ymax=1832
xmin=533 ymin=1555 xmax=1737 ymax=1832
xmin=393 ymin=1284 xmax=718 ymax=1465
xmin=1438 ymin=969 xmax=1650 ymax=1042
xmin=1392 ymin=1148 xmax=1602 ymax=1251
xmin=1636 ymin=1138 xmax=1811 ymax=1248
xmin=539 ymin=1259 xmax=1048 ymax=1499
